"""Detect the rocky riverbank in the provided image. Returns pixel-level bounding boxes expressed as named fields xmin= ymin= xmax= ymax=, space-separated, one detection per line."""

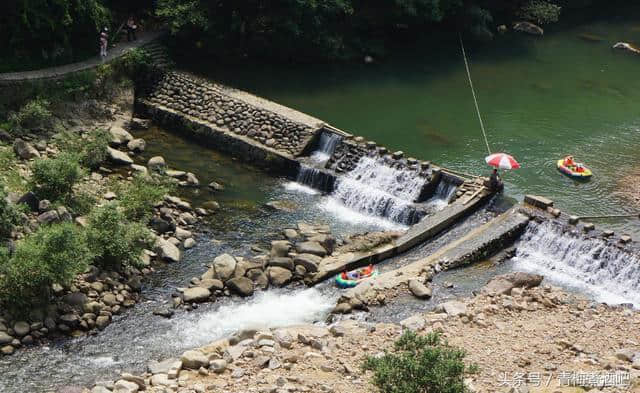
xmin=77 ymin=271 xmax=640 ymax=393
xmin=0 ymin=89 xmax=220 ymax=356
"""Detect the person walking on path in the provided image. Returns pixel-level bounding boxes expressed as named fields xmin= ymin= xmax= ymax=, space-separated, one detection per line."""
xmin=126 ymin=16 xmax=138 ymax=42
xmin=99 ymin=27 xmax=109 ymax=58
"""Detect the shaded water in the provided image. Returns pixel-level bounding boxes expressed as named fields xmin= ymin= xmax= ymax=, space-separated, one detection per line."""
xmin=199 ymin=11 xmax=640 ymax=237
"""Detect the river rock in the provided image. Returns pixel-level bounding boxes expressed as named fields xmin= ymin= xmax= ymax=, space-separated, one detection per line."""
xmin=127 ymin=138 xmax=146 ymax=153
xmin=247 ymin=269 xmax=269 ymax=289
xmin=269 ymin=257 xmax=294 ymax=270
xmin=13 ymin=321 xmax=30 ymax=337
xmin=148 ymin=156 xmax=166 ymax=172
xmin=408 ymin=279 xmax=432 ymax=299
xmin=400 ymin=315 xmax=426 ymax=331
xmin=267 ymin=267 xmax=293 ymax=287
xmin=293 ymin=254 xmax=321 ymax=273
xmin=150 ymin=216 xmax=174 ymax=234
xmin=226 ymin=277 xmax=254 ymax=297
xmin=150 ymin=373 xmax=175 ymax=387
xmin=283 ymin=229 xmax=299 ymax=239
xmin=202 ymin=201 xmax=220 ymax=211
xmin=513 ymin=21 xmax=544 ymax=36
xmin=110 ymin=126 xmax=133 ymax=145
xmin=265 ymin=200 xmax=298 ymax=213
xmin=184 ymin=238 xmax=196 ymax=249
xmin=175 ymin=227 xmax=192 ymax=240
xmin=182 ymin=287 xmax=211 ymax=303
xmin=0 ymin=332 xmax=13 ymax=345
xmin=295 ymin=241 xmax=327 ymax=257
xmin=307 ymin=234 xmax=336 ymax=254
xmin=107 ymin=147 xmax=133 ymax=165
xmin=1 ymin=345 xmax=14 ymax=355
xmin=91 ymin=386 xmax=112 ymax=393
xmin=198 ymin=278 xmax=224 ymax=291
xmin=440 ymin=300 xmax=467 ymax=316
xmin=270 ymin=240 xmax=291 ymax=257
xmin=213 ymin=253 xmax=237 ymax=280
xmin=208 ymin=181 xmax=225 ymax=191
xmin=121 ymin=373 xmax=145 ymax=389
xmin=481 ymin=272 xmax=544 ymax=295
xmin=113 ymin=379 xmax=139 ymax=393
xmin=13 ymin=138 xmax=40 ymax=159
xmin=209 ymin=359 xmax=228 ymax=373
xmin=96 ymin=315 xmax=110 ymax=330
xmin=148 ymin=358 xmax=179 ymax=374
xmin=37 ymin=210 xmax=59 ymax=224
xmin=181 ymin=350 xmax=209 ymax=369
xmin=155 ymin=237 xmax=181 ymax=263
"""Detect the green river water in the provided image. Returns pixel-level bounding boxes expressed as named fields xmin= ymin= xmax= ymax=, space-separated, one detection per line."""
xmin=192 ymin=11 xmax=640 ymax=236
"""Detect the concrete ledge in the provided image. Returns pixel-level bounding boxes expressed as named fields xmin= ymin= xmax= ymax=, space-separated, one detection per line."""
xmin=341 ymin=207 xmax=531 ymax=305
xmin=524 ymin=195 xmax=554 ymax=210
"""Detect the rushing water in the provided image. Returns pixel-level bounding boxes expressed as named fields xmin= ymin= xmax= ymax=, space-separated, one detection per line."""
xmin=199 ymin=10 xmax=640 ymax=237
xmin=510 ymin=220 xmax=640 ymax=307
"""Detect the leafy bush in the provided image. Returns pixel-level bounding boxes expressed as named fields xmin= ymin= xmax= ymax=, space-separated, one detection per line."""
xmin=30 ymin=152 xmax=85 ymax=201
xmin=55 ymin=128 xmax=111 ymax=169
xmin=67 ymin=189 xmax=98 ymax=216
xmin=115 ymin=174 xmax=173 ymax=221
xmin=0 ymin=184 xmax=22 ymax=239
xmin=363 ymin=330 xmax=476 ymax=393
xmin=8 ymin=98 xmax=53 ymax=134
xmin=85 ymin=203 xmax=153 ymax=270
xmin=0 ymin=223 xmax=91 ymax=311
xmin=517 ymin=0 xmax=562 ymax=24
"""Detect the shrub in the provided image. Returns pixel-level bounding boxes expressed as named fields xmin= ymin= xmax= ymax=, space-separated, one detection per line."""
xmin=0 ymin=183 xmax=22 ymax=239
xmin=115 ymin=174 xmax=173 ymax=221
xmin=55 ymin=128 xmax=111 ymax=169
xmin=362 ymin=330 xmax=476 ymax=393
xmin=8 ymin=98 xmax=53 ymax=134
xmin=85 ymin=203 xmax=153 ymax=270
xmin=0 ymin=223 xmax=91 ymax=311
xmin=30 ymin=152 xmax=85 ymax=201
xmin=517 ymin=0 xmax=562 ymax=25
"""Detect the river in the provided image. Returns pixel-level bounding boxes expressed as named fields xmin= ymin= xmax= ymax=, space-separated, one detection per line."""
xmin=201 ymin=9 xmax=640 ymax=238
xmin=2 ymin=11 xmax=640 ymax=392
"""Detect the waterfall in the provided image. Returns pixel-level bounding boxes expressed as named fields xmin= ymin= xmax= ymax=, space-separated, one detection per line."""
xmin=512 ymin=221 xmax=640 ymax=307
xmin=309 ymin=132 xmax=342 ymax=164
xmin=294 ymin=165 xmax=335 ymax=193
xmin=425 ymin=179 xmax=458 ymax=210
xmin=329 ymin=156 xmax=427 ymax=224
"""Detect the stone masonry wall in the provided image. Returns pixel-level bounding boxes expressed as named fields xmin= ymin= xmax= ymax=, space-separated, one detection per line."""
xmin=146 ymin=71 xmax=316 ymax=156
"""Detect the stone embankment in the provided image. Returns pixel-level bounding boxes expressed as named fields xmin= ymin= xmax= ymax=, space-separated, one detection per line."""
xmin=83 ymin=273 xmax=640 ymax=393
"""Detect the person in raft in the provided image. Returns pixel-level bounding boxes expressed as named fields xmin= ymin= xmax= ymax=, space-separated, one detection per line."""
xmin=564 ymin=155 xmax=575 ymax=167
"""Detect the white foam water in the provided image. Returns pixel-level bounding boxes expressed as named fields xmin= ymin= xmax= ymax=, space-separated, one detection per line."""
xmin=320 ymin=197 xmax=408 ymax=231
xmin=283 ymin=181 xmax=319 ymax=195
xmin=512 ymin=221 xmax=640 ymax=307
xmin=425 ymin=180 xmax=458 ymax=210
xmin=170 ymin=288 xmax=336 ymax=348
xmin=309 ymin=132 xmax=342 ymax=165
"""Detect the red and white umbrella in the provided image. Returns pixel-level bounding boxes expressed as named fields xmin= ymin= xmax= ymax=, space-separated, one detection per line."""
xmin=485 ymin=153 xmax=521 ymax=170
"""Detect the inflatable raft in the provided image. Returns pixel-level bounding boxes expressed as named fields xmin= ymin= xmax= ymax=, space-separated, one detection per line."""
xmin=335 ymin=265 xmax=379 ymax=288
xmin=557 ymin=159 xmax=592 ymax=179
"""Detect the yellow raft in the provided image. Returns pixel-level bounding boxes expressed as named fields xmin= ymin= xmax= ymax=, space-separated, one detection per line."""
xmin=557 ymin=159 xmax=592 ymax=179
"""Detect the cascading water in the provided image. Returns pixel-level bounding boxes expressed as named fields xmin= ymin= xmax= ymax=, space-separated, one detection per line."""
xmin=293 ymin=165 xmax=335 ymax=193
xmin=328 ymin=156 xmax=427 ymax=224
xmin=511 ymin=221 xmax=640 ymax=306
xmin=309 ymin=132 xmax=342 ymax=164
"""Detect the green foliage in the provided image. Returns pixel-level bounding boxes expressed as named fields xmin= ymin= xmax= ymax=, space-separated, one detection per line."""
xmin=8 ymin=98 xmax=53 ymax=134
xmin=55 ymin=128 xmax=111 ymax=169
xmin=0 ymin=184 xmax=22 ymax=239
xmin=85 ymin=203 xmax=153 ymax=270
xmin=115 ymin=174 xmax=173 ymax=221
xmin=363 ymin=330 xmax=475 ymax=393
xmin=0 ymin=223 xmax=91 ymax=311
xmin=0 ymin=145 xmax=27 ymax=193
xmin=67 ymin=189 xmax=98 ymax=216
xmin=0 ymin=0 xmax=110 ymax=72
xmin=30 ymin=153 xmax=85 ymax=202
xmin=517 ymin=0 xmax=562 ymax=24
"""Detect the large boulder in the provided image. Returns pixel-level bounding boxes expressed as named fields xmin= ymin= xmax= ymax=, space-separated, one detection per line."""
xmin=439 ymin=300 xmax=467 ymax=317
xmin=148 ymin=156 xmax=166 ymax=172
xmin=149 ymin=216 xmax=175 ymax=234
xmin=213 ymin=254 xmax=237 ymax=281
xmin=107 ymin=147 xmax=133 ymax=165
xmin=267 ymin=267 xmax=292 ymax=287
xmin=270 ymin=240 xmax=291 ymax=257
xmin=408 ymin=279 xmax=432 ymax=299
xmin=0 ymin=332 xmax=13 ymax=345
xmin=246 ymin=269 xmax=269 ymax=289
xmin=226 ymin=277 xmax=254 ymax=297
xmin=113 ymin=379 xmax=139 ymax=393
xmin=181 ymin=350 xmax=209 ymax=369
xmin=513 ymin=21 xmax=543 ymax=36
xmin=268 ymin=257 xmax=294 ymax=271
xmin=127 ymin=138 xmax=146 ymax=153
xmin=182 ymin=287 xmax=211 ymax=303
xmin=293 ymin=254 xmax=321 ymax=273
xmin=13 ymin=139 xmax=40 ymax=159
xmin=155 ymin=238 xmax=181 ymax=263
xmin=109 ymin=126 xmax=133 ymax=146
xmin=481 ymin=272 xmax=544 ymax=296
xmin=295 ymin=241 xmax=327 ymax=257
